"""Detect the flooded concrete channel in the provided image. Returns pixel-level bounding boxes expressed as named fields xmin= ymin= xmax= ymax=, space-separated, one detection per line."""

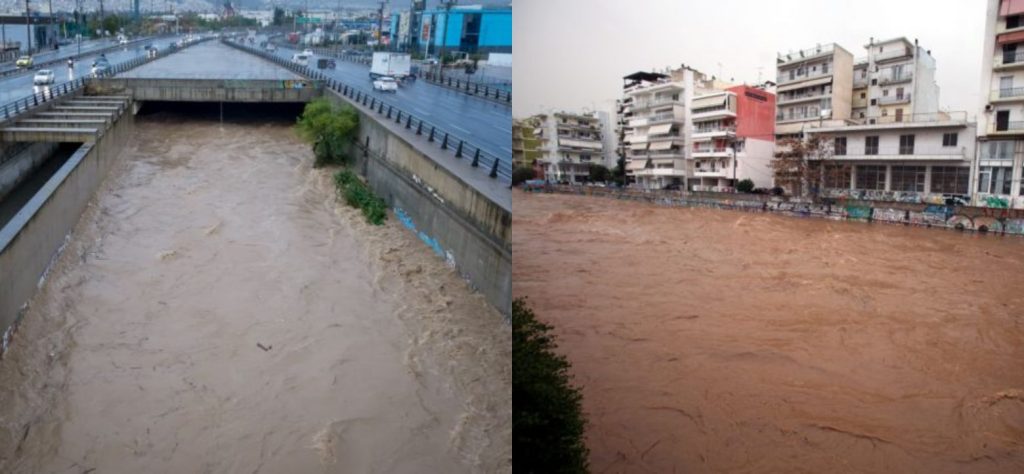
xmin=514 ymin=190 xmax=1024 ymax=474
xmin=0 ymin=104 xmax=511 ymax=473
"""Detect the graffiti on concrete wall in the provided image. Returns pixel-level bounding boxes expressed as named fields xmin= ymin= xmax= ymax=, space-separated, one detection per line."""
xmin=395 ymin=207 xmax=449 ymax=261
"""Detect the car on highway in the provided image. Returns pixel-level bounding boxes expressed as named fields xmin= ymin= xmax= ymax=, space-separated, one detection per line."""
xmin=372 ymin=76 xmax=398 ymax=92
xmin=291 ymin=53 xmax=310 ymax=67
xmin=91 ymin=58 xmax=111 ymax=76
xmin=32 ymin=69 xmax=55 ymax=85
xmin=302 ymin=49 xmax=314 ymax=57
xmin=265 ymin=43 xmax=276 ymax=52
xmin=15 ymin=55 xmax=33 ymax=68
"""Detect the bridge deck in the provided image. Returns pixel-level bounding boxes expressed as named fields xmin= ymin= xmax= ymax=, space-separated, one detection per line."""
xmin=120 ymin=41 xmax=302 ymax=80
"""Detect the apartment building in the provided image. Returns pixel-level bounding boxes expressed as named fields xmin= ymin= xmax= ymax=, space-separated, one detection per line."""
xmin=977 ymin=0 xmax=1024 ymax=208
xmin=805 ymin=115 xmax=976 ymax=202
xmin=534 ymin=112 xmax=606 ymax=184
xmin=619 ymin=67 xmax=776 ymax=190
xmin=851 ymin=37 xmax=940 ymax=123
xmin=775 ymin=43 xmax=855 ymax=138
xmin=512 ymin=117 xmax=542 ymax=169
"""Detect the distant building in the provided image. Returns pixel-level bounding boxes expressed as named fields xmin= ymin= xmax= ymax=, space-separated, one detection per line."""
xmin=535 ymin=112 xmax=606 ymax=184
xmin=512 ymin=118 xmax=543 ymax=169
xmin=775 ymin=43 xmax=855 ymax=138
xmin=412 ymin=5 xmax=511 ymax=55
xmin=238 ymin=10 xmax=273 ymax=27
xmin=618 ymin=67 xmax=776 ymax=191
xmin=851 ymin=37 xmax=940 ymax=123
xmin=977 ymin=0 xmax=1024 ymax=208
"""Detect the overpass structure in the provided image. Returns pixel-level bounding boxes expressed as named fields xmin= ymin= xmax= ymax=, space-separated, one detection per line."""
xmin=0 ymin=38 xmax=511 ymax=337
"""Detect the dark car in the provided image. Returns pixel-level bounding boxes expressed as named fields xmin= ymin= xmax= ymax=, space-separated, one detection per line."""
xmin=317 ymin=58 xmax=336 ymax=69
xmin=662 ymin=183 xmax=681 ymax=191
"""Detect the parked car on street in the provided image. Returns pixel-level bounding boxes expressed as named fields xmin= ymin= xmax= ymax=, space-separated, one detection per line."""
xmin=15 ymin=55 xmax=33 ymax=68
xmin=372 ymin=76 xmax=398 ymax=92
xmin=33 ymin=69 xmax=55 ymax=85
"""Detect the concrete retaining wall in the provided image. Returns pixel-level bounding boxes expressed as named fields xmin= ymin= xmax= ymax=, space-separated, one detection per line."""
xmin=324 ymin=91 xmax=512 ymax=313
xmin=0 ymin=142 xmax=59 ymax=200
xmin=0 ymin=107 xmax=134 ymax=336
xmin=88 ymin=78 xmax=322 ymax=103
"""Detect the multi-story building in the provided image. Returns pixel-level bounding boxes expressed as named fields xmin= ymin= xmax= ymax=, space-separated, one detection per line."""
xmin=512 ymin=117 xmax=543 ymax=169
xmin=535 ymin=112 xmax=606 ymax=184
xmin=805 ymin=114 xmax=976 ymax=202
xmin=850 ymin=37 xmax=940 ymax=122
xmin=620 ymin=69 xmax=693 ymax=189
xmin=775 ymin=43 xmax=854 ymax=138
xmin=977 ymin=0 xmax=1024 ymax=208
xmin=691 ymin=85 xmax=777 ymax=191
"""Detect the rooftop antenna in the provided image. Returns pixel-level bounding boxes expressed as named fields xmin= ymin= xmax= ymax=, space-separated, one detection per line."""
xmin=757 ymin=66 xmax=763 ymax=84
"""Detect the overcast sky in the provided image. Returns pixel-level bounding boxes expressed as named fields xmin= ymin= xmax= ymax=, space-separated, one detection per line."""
xmin=513 ymin=0 xmax=986 ymax=119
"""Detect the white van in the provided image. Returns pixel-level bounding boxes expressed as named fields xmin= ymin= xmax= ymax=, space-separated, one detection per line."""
xmin=292 ymin=53 xmax=310 ymax=67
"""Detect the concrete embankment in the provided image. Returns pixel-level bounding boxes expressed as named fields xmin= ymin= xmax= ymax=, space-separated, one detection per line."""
xmin=534 ymin=184 xmax=1024 ymax=236
xmin=323 ymin=90 xmax=512 ymax=313
xmin=0 ymin=101 xmax=134 ymax=337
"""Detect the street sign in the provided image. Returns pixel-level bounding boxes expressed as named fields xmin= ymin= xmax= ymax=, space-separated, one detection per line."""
xmin=297 ymin=17 xmax=322 ymax=24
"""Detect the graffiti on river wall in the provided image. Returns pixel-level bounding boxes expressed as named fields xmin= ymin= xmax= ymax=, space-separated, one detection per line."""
xmin=909 ymin=206 xmax=950 ymax=226
xmin=946 ymin=214 xmax=975 ymax=231
xmin=872 ymin=208 xmax=907 ymax=223
xmin=973 ymin=216 xmax=1003 ymax=233
xmin=1005 ymin=219 xmax=1024 ymax=234
xmin=394 ymin=207 xmax=456 ymax=267
xmin=845 ymin=205 xmax=872 ymax=220
xmin=979 ymin=195 xmax=1010 ymax=209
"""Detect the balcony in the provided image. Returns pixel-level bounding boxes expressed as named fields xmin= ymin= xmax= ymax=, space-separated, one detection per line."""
xmin=853 ymin=76 xmax=869 ymax=88
xmin=988 ymin=121 xmax=1024 ymax=135
xmin=692 ymin=125 xmax=736 ymax=140
xmin=846 ymin=111 xmax=968 ymax=126
xmin=995 ymin=50 xmax=1024 ymax=70
xmin=691 ymin=105 xmax=737 ymax=121
xmin=775 ymin=68 xmax=833 ymax=85
xmin=647 ymin=133 xmax=682 ymax=142
xmin=692 ymin=147 xmax=732 ymax=158
xmin=632 ymin=167 xmax=685 ymax=177
xmin=776 ymin=110 xmax=831 ymax=123
xmin=877 ymin=93 xmax=912 ymax=105
xmin=633 ymin=97 xmax=683 ymax=110
xmin=878 ymin=71 xmax=913 ymax=85
xmin=777 ymin=43 xmax=835 ymax=66
xmin=777 ymin=89 xmax=830 ymax=105
xmin=694 ymin=167 xmax=731 ymax=178
xmin=874 ymin=46 xmax=911 ymax=63
xmin=990 ymin=87 xmax=1024 ymax=102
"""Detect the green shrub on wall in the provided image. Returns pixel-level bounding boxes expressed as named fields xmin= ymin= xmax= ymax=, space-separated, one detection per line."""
xmin=296 ymin=98 xmax=359 ymax=167
xmin=334 ymin=170 xmax=387 ymax=225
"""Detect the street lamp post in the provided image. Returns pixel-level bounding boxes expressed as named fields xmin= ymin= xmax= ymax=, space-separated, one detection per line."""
xmin=437 ymin=0 xmax=455 ymax=78
xmin=25 ymin=0 xmax=32 ymax=54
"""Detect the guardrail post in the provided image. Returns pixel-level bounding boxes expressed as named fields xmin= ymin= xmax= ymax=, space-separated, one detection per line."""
xmin=490 ymin=158 xmax=499 ymax=178
xmin=455 ymin=141 xmax=463 ymax=158
xmin=378 ymin=102 xmax=385 ymax=114
xmin=471 ymin=149 xmax=480 ymax=167
xmin=416 ymin=122 xmax=423 ymax=135
xmin=406 ymin=116 xmax=413 ymax=129
xmin=428 ymin=127 xmax=435 ymax=142
xmin=441 ymin=133 xmax=448 ymax=150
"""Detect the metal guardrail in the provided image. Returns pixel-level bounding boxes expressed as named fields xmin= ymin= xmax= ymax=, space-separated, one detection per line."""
xmin=0 ymin=35 xmax=168 ymax=81
xmin=1 ymin=37 xmax=213 ymax=122
xmin=224 ymin=39 xmax=511 ymax=184
xmin=293 ymin=43 xmax=511 ymax=104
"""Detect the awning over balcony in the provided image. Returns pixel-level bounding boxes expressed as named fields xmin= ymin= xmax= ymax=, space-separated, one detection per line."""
xmin=648 ymin=123 xmax=673 ymax=135
xmin=626 ymin=159 xmax=649 ymax=170
xmin=559 ymin=139 xmax=602 ymax=150
xmin=998 ymin=29 xmax=1024 ymax=45
xmin=649 ymin=141 xmax=673 ymax=151
xmin=691 ymin=95 xmax=727 ymax=109
xmin=1001 ymin=0 xmax=1024 ymax=16
xmin=630 ymin=142 xmax=648 ymax=151
xmin=777 ymin=76 xmax=831 ymax=92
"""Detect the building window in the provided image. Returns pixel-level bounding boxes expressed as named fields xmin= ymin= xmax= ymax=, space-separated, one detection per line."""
xmin=1009 ymin=14 xmax=1022 ymax=29
xmin=856 ymin=165 xmax=886 ymax=190
xmin=891 ymin=166 xmax=926 ymax=192
xmin=824 ymin=165 xmax=850 ymax=189
xmin=882 ymin=109 xmax=888 ymax=116
xmin=883 ymin=89 xmax=889 ymax=96
xmin=978 ymin=166 xmax=1013 ymax=195
xmin=860 ymin=92 xmax=866 ymax=99
xmin=899 ymin=135 xmax=915 ymax=154
xmin=865 ymin=136 xmax=879 ymax=155
xmin=942 ymin=133 xmax=958 ymax=147
xmin=982 ymin=140 xmax=1014 ymax=160
xmin=822 ymin=62 xmax=829 ymax=74
xmin=930 ymin=167 xmax=970 ymax=194
xmin=870 ymin=98 xmax=877 ymax=105
xmin=834 ymin=137 xmax=847 ymax=155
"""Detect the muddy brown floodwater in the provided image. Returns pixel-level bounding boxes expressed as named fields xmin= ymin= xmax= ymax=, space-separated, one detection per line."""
xmin=513 ymin=190 xmax=1024 ymax=474
xmin=0 ymin=109 xmax=510 ymax=473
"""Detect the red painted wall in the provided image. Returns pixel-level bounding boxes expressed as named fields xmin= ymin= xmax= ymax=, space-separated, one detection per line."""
xmin=728 ymin=85 xmax=775 ymax=142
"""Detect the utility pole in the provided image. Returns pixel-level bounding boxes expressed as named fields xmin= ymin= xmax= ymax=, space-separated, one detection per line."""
xmin=437 ymin=0 xmax=455 ymax=76
xmin=376 ymin=0 xmax=386 ymax=51
xmin=25 ymin=0 xmax=32 ymax=54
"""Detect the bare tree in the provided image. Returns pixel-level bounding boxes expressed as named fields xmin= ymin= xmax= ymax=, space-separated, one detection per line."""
xmin=771 ymin=135 xmax=848 ymax=198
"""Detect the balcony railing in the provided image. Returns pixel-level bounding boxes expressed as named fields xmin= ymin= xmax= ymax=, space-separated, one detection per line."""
xmin=776 ymin=110 xmax=829 ymax=122
xmin=877 ymin=93 xmax=912 ymax=104
xmin=992 ymin=87 xmax=1024 ymax=100
xmin=996 ymin=50 xmax=1024 ymax=67
xmin=991 ymin=121 xmax=1024 ymax=133
xmin=846 ymin=111 xmax=968 ymax=125
xmin=874 ymin=47 xmax=911 ymax=62
xmin=778 ymin=89 xmax=830 ymax=104
xmin=693 ymin=125 xmax=737 ymax=134
xmin=691 ymin=105 xmax=734 ymax=115
xmin=832 ymin=146 xmax=965 ymax=158
xmin=693 ymin=147 xmax=730 ymax=154
xmin=777 ymin=43 xmax=835 ymax=64
xmin=878 ymin=72 xmax=913 ymax=84
xmin=776 ymin=67 xmax=832 ymax=85
xmin=634 ymin=97 xmax=682 ymax=109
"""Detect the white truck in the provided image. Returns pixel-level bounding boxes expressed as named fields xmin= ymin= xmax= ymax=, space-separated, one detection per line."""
xmin=369 ymin=52 xmax=411 ymax=80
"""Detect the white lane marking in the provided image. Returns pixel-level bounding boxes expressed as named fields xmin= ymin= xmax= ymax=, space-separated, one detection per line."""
xmin=412 ymin=107 xmax=432 ymax=117
xmin=450 ymin=124 xmax=471 ymax=135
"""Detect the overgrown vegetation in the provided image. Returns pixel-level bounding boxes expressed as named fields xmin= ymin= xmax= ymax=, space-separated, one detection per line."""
xmin=334 ymin=170 xmax=388 ymax=225
xmin=512 ymin=166 xmax=536 ymax=186
xmin=736 ymin=178 xmax=755 ymax=193
xmin=296 ymin=98 xmax=360 ymax=167
xmin=588 ymin=164 xmax=611 ymax=183
xmin=513 ymin=298 xmax=589 ymax=473
xmin=771 ymin=136 xmax=847 ymax=197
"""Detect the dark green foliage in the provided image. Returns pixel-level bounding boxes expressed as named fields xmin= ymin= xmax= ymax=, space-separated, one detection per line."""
xmin=588 ymin=164 xmax=611 ymax=183
xmin=512 ymin=167 xmax=536 ymax=186
xmin=513 ymin=298 xmax=589 ymax=474
xmin=334 ymin=170 xmax=388 ymax=225
xmin=612 ymin=156 xmax=626 ymax=187
xmin=296 ymin=98 xmax=360 ymax=167
xmin=736 ymin=178 xmax=755 ymax=193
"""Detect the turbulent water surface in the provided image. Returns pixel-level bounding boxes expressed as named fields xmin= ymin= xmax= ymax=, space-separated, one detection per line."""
xmin=0 ymin=108 xmax=510 ymax=473
xmin=514 ymin=190 xmax=1024 ymax=473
